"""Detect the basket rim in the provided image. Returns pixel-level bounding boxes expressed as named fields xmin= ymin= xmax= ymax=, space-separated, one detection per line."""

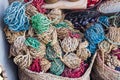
xmin=97 ymin=52 xmax=120 ymax=74
xmin=22 ymin=52 xmax=97 ymax=79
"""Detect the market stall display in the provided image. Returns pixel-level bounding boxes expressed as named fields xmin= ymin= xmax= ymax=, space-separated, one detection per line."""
xmin=4 ymin=0 xmax=120 ymax=80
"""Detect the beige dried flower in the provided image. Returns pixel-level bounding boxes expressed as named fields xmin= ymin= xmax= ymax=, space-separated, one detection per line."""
xmin=48 ymin=8 xmax=64 ymax=24
xmin=62 ymin=53 xmax=81 ymax=69
xmin=76 ymin=40 xmax=91 ymax=60
xmin=4 ymin=27 xmax=24 ymax=44
xmin=61 ymin=36 xmax=79 ymax=54
xmin=40 ymin=58 xmax=51 ymax=72
xmin=37 ymin=26 xmax=55 ymax=44
xmin=26 ymin=4 xmax=39 ymax=19
xmin=29 ymin=42 xmax=46 ymax=59
xmin=14 ymin=51 xmax=32 ymax=69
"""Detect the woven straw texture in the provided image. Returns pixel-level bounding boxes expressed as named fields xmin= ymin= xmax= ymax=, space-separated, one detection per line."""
xmin=91 ymin=52 xmax=120 ymax=80
xmin=18 ymin=53 xmax=97 ymax=80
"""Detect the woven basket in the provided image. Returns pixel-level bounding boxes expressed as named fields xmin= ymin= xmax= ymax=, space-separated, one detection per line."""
xmin=91 ymin=52 xmax=120 ymax=80
xmin=18 ymin=53 xmax=97 ymax=80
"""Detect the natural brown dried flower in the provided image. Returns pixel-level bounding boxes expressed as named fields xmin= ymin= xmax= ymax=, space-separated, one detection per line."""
xmin=48 ymin=8 xmax=64 ymax=24
xmin=62 ymin=53 xmax=81 ymax=69
xmin=76 ymin=40 xmax=91 ymax=60
xmin=29 ymin=42 xmax=46 ymax=59
xmin=61 ymin=36 xmax=79 ymax=54
xmin=4 ymin=27 xmax=24 ymax=44
xmin=26 ymin=4 xmax=39 ymax=19
xmin=40 ymin=58 xmax=51 ymax=72
xmin=14 ymin=51 xmax=32 ymax=69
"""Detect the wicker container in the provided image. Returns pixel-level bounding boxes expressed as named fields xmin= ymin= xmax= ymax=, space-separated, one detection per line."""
xmin=91 ymin=53 xmax=120 ymax=80
xmin=18 ymin=53 xmax=97 ymax=80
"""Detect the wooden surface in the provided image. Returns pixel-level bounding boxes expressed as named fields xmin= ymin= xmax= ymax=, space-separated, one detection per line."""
xmin=42 ymin=0 xmax=87 ymax=9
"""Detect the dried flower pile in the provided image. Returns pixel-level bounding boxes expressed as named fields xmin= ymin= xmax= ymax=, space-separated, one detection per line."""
xmin=4 ymin=0 xmax=105 ymax=80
